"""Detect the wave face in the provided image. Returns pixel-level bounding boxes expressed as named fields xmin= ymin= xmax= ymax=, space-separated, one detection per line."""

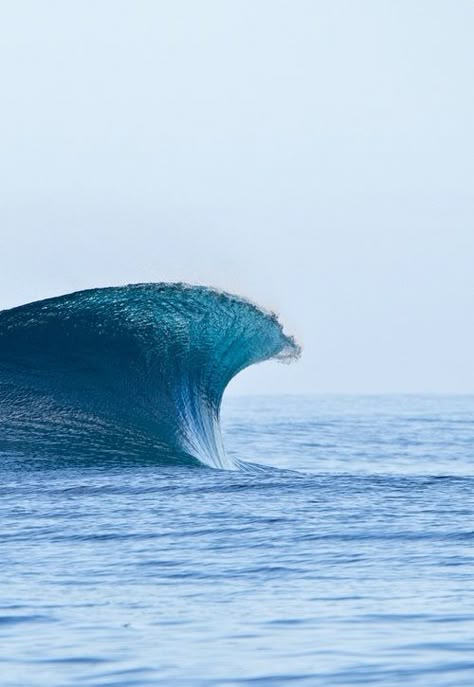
xmin=0 ymin=284 xmax=300 ymax=469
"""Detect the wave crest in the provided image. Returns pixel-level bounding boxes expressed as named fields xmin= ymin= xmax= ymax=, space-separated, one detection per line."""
xmin=0 ymin=283 xmax=300 ymax=469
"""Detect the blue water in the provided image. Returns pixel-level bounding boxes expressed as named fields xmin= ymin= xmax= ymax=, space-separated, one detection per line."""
xmin=1 ymin=287 xmax=473 ymax=685
xmin=2 ymin=394 xmax=474 ymax=686
xmin=0 ymin=284 xmax=299 ymax=470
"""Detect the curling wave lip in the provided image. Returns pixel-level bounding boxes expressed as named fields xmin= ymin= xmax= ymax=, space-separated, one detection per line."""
xmin=0 ymin=283 xmax=300 ymax=469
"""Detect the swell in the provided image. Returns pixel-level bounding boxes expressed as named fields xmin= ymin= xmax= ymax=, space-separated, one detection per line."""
xmin=0 ymin=283 xmax=300 ymax=469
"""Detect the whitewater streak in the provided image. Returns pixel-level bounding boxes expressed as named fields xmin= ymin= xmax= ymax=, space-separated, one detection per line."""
xmin=0 ymin=284 xmax=300 ymax=469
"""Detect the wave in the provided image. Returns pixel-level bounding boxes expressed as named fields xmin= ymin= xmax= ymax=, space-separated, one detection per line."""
xmin=0 ymin=283 xmax=300 ymax=469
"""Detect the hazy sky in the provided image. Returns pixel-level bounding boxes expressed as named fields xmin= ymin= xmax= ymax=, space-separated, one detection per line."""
xmin=1 ymin=1 xmax=473 ymax=393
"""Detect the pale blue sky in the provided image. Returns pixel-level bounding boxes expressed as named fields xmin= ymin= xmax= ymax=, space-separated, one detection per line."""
xmin=1 ymin=1 xmax=473 ymax=393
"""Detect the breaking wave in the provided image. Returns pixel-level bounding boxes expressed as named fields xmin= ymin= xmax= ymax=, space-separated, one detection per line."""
xmin=0 ymin=284 xmax=300 ymax=469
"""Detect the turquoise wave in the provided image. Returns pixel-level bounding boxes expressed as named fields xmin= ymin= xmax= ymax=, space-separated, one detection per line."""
xmin=0 ymin=284 xmax=300 ymax=469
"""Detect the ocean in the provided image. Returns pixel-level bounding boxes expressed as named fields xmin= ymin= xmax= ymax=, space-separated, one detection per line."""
xmin=1 ymin=394 xmax=473 ymax=686
xmin=0 ymin=285 xmax=473 ymax=685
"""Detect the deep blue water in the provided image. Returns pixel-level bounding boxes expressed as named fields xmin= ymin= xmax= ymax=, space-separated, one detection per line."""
xmin=0 ymin=284 xmax=299 ymax=470
xmin=1 ymin=394 xmax=473 ymax=687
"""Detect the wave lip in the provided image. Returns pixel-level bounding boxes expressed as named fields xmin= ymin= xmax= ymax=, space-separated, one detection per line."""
xmin=0 ymin=283 xmax=300 ymax=469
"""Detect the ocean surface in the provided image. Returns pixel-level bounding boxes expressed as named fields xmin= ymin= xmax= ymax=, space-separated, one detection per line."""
xmin=2 ymin=394 xmax=473 ymax=687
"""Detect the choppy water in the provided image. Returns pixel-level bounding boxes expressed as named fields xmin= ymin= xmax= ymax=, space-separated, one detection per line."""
xmin=1 ymin=394 xmax=473 ymax=686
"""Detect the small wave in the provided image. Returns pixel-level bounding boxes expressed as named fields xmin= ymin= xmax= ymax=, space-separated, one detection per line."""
xmin=0 ymin=283 xmax=300 ymax=469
